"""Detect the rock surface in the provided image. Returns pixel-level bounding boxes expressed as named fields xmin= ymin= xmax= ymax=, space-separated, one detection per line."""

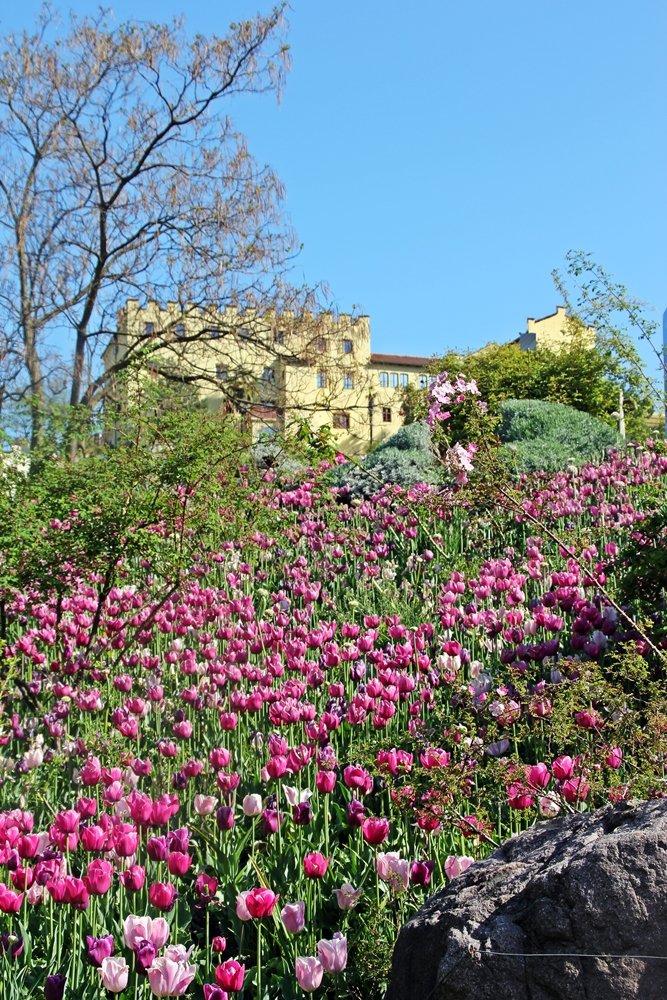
xmin=386 ymin=799 xmax=667 ymax=1000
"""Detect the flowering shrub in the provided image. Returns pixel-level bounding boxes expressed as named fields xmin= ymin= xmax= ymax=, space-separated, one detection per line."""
xmin=0 ymin=422 xmax=665 ymax=998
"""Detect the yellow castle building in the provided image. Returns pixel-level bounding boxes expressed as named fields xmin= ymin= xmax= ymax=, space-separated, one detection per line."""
xmin=103 ymin=301 xmax=589 ymax=455
xmin=518 ymin=305 xmax=595 ymax=352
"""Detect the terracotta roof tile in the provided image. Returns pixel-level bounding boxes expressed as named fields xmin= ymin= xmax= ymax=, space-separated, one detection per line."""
xmin=370 ymin=353 xmax=431 ymax=367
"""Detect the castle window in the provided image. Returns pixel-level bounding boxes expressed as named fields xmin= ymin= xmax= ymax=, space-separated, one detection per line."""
xmin=174 ymin=323 xmax=185 ymax=336
xmin=343 ymin=373 xmax=354 ymax=390
xmin=379 ymin=371 xmax=389 ymax=387
xmin=418 ymin=375 xmax=428 ymax=389
xmin=315 ymin=336 xmax=328 ymax=353
xmin=144 ymin=322 xmax=154 ymax=335
xmin=333 ymin=412 xmax=350 ymax=430
xmin=262 ymin=367 xmax=275 ymax=383
xmin=240 ymin=327 xmax=251 ymax=340
xmin=316 ymin=371 xmax=328 ymax=389
xmin=342 ymin=339 xmax=353 ymax=354
xmin=216 ymin=366 xmax=228 ymax=383
xmin=390 ymin=372 xmax=399 ymax=388
xmin=400 ymin=373 xmax=409 ymax=387
xmin=382 ymin=407 xmax=392 ymax=423
xmin=274 ymin=329 xmax=285 ymax=345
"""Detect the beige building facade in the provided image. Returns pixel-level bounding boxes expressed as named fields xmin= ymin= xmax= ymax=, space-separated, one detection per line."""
xmin=518 ymin=305 xmax=595 ymax=352
xmin=103 ymin=300 xmax=434 ymax=455
xmin=103 ymin=301 xmax=586 ymax=455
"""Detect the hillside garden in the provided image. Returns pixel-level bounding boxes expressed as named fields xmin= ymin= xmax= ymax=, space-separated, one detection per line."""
xmin=0 ymin=376 xmax=666 ymax=1000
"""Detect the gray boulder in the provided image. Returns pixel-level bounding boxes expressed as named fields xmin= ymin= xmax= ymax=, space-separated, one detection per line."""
xmin=386 ymin=799 xmax=667 ymax=1000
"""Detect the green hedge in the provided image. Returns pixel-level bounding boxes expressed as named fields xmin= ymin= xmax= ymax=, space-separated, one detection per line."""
xmin=329 ymin=421 xmax=437 ymax=497
xmin=498 ymin=398 xmax=620 ymax=472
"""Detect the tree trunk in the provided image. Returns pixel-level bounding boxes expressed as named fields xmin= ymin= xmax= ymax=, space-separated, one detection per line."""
xmin=24 ymin=319 xmax=45 ymax=453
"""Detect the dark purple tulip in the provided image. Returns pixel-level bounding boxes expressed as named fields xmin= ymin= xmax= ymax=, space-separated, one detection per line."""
xmin=292 ymin=801 xmax=313 ymax=826
xmin=45 ymin=975 xmax=66 ymax=1000
xmin=0 ymin=933 xmax=23 ymax=959
xmin=261 ymin=808 xmax=283 ymax=836
xmin=146 ymin=836 xmax=169 ymax=861
xmin=346 ymin=798 xmax=365 ymax=828
xmin=216 ymin=806 xmax=235 ymax=831
xmin=135 ymin=939 xmax=156 ymax=972
xmin=410 ymin=860 xmax=435 ymax=886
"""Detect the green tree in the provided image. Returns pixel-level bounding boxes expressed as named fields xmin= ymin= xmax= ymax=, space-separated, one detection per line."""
xmin=553 ymin=250 xmax=664 ymax=436
xmin=0 ymin=400 xmax=265 ymax=643
xmin=403 ymin=331 xmax=653 ymax=442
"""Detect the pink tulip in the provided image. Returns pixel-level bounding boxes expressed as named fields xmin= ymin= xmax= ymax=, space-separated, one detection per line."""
xmin=376 ymin=852 xmax=410 ymax=892
xmin=562 ymin=777 xmax=590 ymax=803
xmin=215 ymin=959 xmax=245 ymax=992
xmin=315 ymin=771 xmax=336 ymax=794
xmin=317 ymin=933 xmax=347 ymax=973
xmin=149 ymin=881 xmax=177 ymax=911
xmin=167 ymin=852 xmax=192 ymax=877
xmin=303 ymin=852 xmax=329 ymax=879
xmin=245 ymin=886 xmax=279 ymax=918
xmin=552 ymin=755 xmax=575 ymax=780
xmin=98 ymin=956 xmax=129 ymax=993
xmin=361 ymin=816 xmax=389 ymax=845
xmin=444 ymin=855 xmax=474 ymax=879
xmin=147 ymin=955 xmax=196 ymax=996
xmin=333 ymin=882 xmax=362 ymax=910
xmin=342 ymin=765 xmax=373 ymax=794
xmin=295 ymin=956 xmax=323 ymax=993
xmin=84 ymin=859 xmax=113 ymax=895
xmin=119 ymin=865 xmax=145 ymax=892
xmin=281 ymin=901 xmax=306 ymax=934
xmin=526 ymin=763 xmax=551 ymax=789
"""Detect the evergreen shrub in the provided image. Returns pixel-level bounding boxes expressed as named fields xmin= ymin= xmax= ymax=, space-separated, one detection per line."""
xmin=498 ymin=398 xmax=620 ymax=472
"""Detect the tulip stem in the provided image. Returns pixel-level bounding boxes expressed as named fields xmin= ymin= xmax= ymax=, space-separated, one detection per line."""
xmin=206 ymin=908 xmax=211 ymax=978
xmin=257 ymin=921 xmax=262 ymax=1000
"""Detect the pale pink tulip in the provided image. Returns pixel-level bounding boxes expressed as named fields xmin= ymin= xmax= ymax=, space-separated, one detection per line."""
xmin=241 ymin=794 xmax=263 ymax=817
xmin=147 ymin=955 xmax=196 ymax=997
xmin=444 ymin=855 xmax=474 ymax=879
xmin=295 ymin=956 xmax=323 ymax=992
xmin=194 ymin=795 xmax=218 ymax=816
xmin=98 ymin=956 xmax=130 ymax=993
xmin=281 ymin=901 xmax=306 ymax=934
xmin=317 ymin=933 xmax=347 ymax=973
xmin=376 ymin=852 xmax=410 ymax=892
xmin=235 ymin=890 xmax=251 ymax=921
xmin=123 ymin=914 xmax=169 ymax=951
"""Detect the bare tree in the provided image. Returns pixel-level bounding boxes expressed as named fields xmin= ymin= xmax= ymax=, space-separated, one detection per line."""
xmin=0 ymin=3 xmax=319 ymax=453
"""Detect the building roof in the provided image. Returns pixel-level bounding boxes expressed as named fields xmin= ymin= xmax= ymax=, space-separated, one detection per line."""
xmin=370 ymin=353 xmax=432 ymax=368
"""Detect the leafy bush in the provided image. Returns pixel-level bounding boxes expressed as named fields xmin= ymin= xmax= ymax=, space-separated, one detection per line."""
xmin=374 ymin=421 xmax=432 ymax=453
xmin=498 ymin=398 xmax=620 ymax=472
xmin=401 ymin=335 xmax=654 ymax=441
xmin=329 ymin=421 xmax=438 ymax=497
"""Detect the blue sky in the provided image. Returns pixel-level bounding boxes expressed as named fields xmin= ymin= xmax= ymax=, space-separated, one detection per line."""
xmin=2 ymin=0 xmax=666 ymax=374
